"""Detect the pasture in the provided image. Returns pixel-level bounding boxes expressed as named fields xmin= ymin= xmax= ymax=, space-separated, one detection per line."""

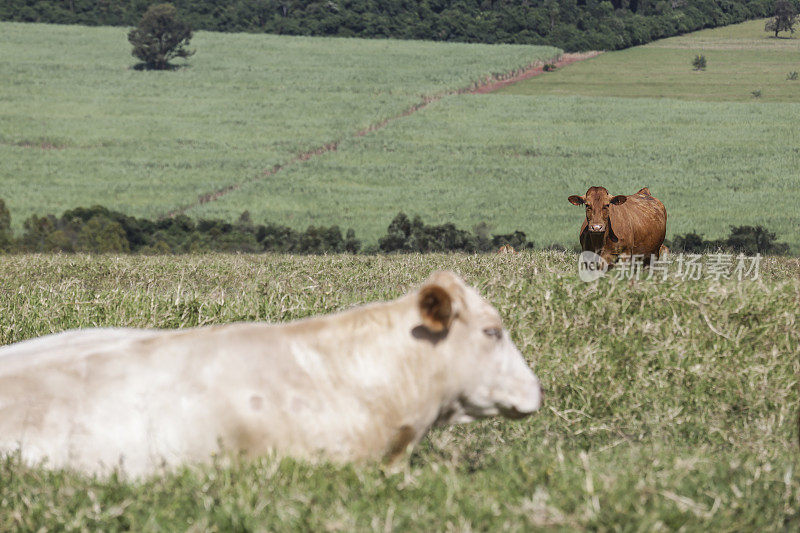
xmin=2 ymin=20 xmax=799 ymax=252
xmin=1 ymin=253 xmax=798 ymax=529
xmin=0 ymin=21 xmax=558 ymax=227
xmin=190 ymin=94 xmax=799 ymax=249
xmin=500 ymin=19 xmax=800 ymax=102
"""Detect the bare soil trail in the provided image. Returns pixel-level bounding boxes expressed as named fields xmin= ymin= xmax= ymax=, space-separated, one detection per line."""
xmin=469 ymin=51 xmax=601 ymax=94
xmin=166 ymin=51 xmax=601 ymax=218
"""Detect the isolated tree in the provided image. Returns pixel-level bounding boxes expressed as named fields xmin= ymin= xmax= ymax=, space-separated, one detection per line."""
xmin=765 ymin=0 xmax=798 ymax=37
xmin=128 ymin=3 xmax=194 ymax=70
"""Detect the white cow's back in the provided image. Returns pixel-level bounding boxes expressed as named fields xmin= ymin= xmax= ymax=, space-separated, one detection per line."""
xmin=0 ymin=328 xmax=163 ymax=373
xmin=0 ymin=323 xmax=412 ymax=476
xmin=0 ymin=327 xmax=217 ymax=475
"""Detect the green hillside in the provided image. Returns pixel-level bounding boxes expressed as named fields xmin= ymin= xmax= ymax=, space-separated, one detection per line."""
xmin=499 ymin=19 xmax=800 ymax=101
xmin=0 ymin=21 xmax=558 ymax=228
xmin=2 ymin=19 xmax=798 ymax=252
xmin=191 ymin=19 xmax=800 ymax=250
xmin=190 ymin=94 xmax=799 ymax=249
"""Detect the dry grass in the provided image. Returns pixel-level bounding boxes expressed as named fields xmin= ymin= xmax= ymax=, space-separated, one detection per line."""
xmin=1 ymin=252 xmax=798 ymax=530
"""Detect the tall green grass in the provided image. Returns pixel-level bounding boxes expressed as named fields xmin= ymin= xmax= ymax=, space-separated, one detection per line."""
xmin=191 ymin=94 xmax=800 ymax=250
xmin=1 ymin=253 xmax=798 ymax=530
xmin=187 ymin=18 xmax=796 ymax=251
xmin=0 ymin=22 xmax=558 ymax=226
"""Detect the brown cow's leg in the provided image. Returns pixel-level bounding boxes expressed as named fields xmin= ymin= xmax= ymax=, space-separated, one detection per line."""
xmin=600 ymin=251 xmax=618 ymax=269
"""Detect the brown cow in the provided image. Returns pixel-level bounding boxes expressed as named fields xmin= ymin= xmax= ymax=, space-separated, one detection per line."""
xmin=568 ymin=186 xmax=667 ymax=266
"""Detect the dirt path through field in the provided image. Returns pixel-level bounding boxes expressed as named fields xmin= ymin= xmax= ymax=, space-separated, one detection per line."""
xmin=469 ymin=51 xmax=601 ymax=94
xmin=166 ymin=51 xmax=600 ymax=218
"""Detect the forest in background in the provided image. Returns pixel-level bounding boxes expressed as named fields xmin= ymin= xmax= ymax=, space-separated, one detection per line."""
xmin=0 ymin=0 xmax=780 ymax=51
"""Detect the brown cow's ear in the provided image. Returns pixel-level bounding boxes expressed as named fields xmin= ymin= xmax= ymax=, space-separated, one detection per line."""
xmin=418 ymin=284 xmax=455 ymax=333
xmin=610 ymin=195 xmax=627 ymax=205
xmin=568 ymin=195 xmax=585 ymax=206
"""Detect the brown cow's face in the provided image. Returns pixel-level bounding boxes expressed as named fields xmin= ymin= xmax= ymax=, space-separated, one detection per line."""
xmin=568 ymin=186 xmax=627 ymax=234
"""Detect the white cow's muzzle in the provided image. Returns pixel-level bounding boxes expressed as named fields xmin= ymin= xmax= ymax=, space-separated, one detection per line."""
xmin=495 ymin=347 xmax=542 ymax=419
xmin=498 ymin=373 xmax=542 ymax=419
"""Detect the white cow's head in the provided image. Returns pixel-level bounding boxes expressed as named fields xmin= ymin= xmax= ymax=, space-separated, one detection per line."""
xmin=416 ymin=271 xmax=542 ymax=424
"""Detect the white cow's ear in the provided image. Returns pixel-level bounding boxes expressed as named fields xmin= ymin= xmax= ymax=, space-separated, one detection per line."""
xmin=418 ymin=284 xmax=455 ymax=333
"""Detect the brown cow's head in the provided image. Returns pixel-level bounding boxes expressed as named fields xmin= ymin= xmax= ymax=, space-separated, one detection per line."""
xmin=568 ymin=186 xmax=627 ymax=234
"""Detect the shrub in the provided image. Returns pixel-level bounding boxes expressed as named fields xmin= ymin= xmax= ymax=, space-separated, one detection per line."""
xmin=491 ymin=231 xmax=534 ymax=250
xmin=379 ymin=213 xmax=478 ymax=253
xmin=344 ymin=229 xmax=361 ymax=254
xmin=692 ymin=54 xmax=707 ymax=70
xmin=669 ymin=226 xmax=788 ymax=255
xmin=378 ymin=212 xmax=534 ymax=253
xmin=76 ymin=215 xmax=130 ymax=253
xmin=725 ymin=225 xmax=789 ymax=255
xmin=19 ymin=215 xmax=68 ymax=252
xmin=787 ymin=71 xmax=798 ymax=80
xmin=128 ymin=3 xmax=194 ymax=70
xmin=670 ymin=231 xmax=711 ymax=254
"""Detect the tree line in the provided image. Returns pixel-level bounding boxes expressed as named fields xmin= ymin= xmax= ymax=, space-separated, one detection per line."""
xmin=0 ymin=200 xmax=538 ymax=254
xmin=0 ymin=200 xmax=788 ymax=255
xmin=0 ymin=0 xmax=781 ymax=52
xmin=670 ymin=227 xmax=789 ymax=256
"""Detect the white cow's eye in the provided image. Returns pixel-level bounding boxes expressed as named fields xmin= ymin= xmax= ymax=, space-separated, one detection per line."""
xmin=483 ymin=327 xmax=502 ymax=340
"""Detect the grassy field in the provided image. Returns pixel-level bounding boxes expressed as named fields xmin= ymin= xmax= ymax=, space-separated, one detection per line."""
xmin=188 ymin=19 xmax=800 ymax=250
xmin=189 ymin=94 xmax=800 ymax=249
xmin=3 ymin=20 xmax=800 ymax=252
xmin=500 ymin=19 xmax=800 ymax=102
xmin=0 ymin=22 xmax=558 ymax=227
xmin=0 ymin=253 xmax=798 ymax=530
xmin=3 ymin=15 xmax=800 ymax=532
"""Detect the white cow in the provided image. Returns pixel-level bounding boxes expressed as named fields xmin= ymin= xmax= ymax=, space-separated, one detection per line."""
xmin=0 ymin=271 xmax=541 ymax=477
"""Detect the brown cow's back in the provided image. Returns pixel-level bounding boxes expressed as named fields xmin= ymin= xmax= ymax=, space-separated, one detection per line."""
xmin=609 ymin=189 xmax=667 ymax=258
